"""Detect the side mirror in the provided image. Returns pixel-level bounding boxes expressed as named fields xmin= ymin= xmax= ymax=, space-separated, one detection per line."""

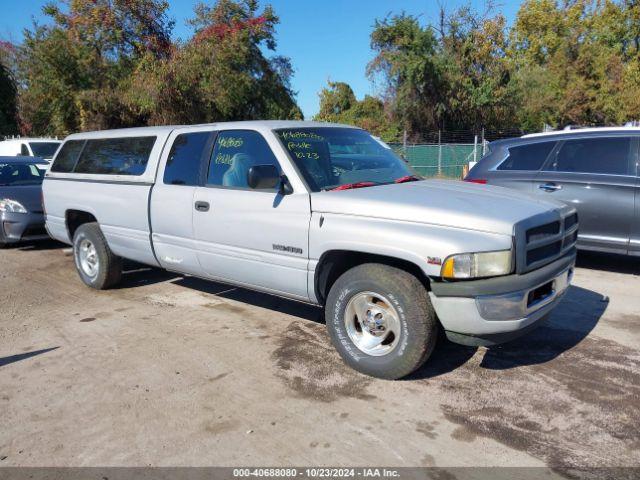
xmin=247 ymin=165 xmax=292 ymax=195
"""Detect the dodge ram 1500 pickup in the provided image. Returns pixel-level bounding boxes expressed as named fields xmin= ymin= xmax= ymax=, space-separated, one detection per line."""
xmin=43 ymin=121 xmax=577 ymax=379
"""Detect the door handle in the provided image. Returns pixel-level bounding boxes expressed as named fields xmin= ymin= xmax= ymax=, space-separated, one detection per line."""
xmin=538 ymin=183 xmax=562 ymax=192
xmin=194 ymin=201 xmax=210 ymax=212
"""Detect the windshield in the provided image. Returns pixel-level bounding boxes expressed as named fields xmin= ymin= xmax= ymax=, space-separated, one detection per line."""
xmin=275 ymin=128 xmax=418 ymax=191
xmin=0 ymin=163 xmax=45 ymax=186
xmin=29 ymin=142 xmax=61 ymax=158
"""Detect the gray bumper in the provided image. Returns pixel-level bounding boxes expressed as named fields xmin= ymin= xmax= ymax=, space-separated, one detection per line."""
xmin=429 ymin=250 xmax=576 ymax=346
xmin=1 ymin=212 xmax=48 ymax=244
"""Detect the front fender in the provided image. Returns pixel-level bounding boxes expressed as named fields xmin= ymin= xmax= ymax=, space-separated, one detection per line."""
xmin=309 ymin=213 xmax=513 ymax=278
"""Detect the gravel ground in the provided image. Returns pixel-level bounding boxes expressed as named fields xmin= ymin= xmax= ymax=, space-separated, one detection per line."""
xmin=1 ymin=241 xmax=639 ymax=476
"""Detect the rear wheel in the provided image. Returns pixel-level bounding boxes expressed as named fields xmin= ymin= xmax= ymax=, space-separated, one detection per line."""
xmin=325 ymin=263 xmax=438 ymax=380
xmin=72 ymin=222 xmax=122 ymax=289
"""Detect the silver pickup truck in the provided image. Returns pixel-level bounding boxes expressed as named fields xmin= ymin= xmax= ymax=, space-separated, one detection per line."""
xmin=43 ymin=121 xmax=577 ymax=379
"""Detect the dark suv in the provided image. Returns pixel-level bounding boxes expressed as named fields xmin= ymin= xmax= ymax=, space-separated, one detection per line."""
xmin=465 ymin=128 xmax=639 ymax=256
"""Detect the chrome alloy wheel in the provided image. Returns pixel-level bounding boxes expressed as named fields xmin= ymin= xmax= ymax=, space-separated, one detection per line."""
xmin=344 ymin=291 xmax=401 ymax=356
xmin=77 ymin=239 xmax=99 ymax=278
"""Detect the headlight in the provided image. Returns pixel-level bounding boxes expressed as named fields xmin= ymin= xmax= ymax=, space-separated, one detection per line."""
xmin=441 ymin=250 xmax=513 ymax=279
xmin=0 ymin=199 xmax=28 ymax=214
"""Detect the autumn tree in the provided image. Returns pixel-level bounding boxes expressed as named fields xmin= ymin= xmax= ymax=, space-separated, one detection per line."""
xmin=508 ymin=0 xmax=640 ymax=128
xmin=127 ymin=0 xmax=302 ymax=125
xmin=16 ymin=0 xmax=173 ymax=135
xmin=15 ymin=0 xmax=301 ymax=136
xmin=366 ymin=5 xmax=516 ymax=136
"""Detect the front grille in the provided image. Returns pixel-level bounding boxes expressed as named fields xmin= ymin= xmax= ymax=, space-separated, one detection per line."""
xmin=526 ymin=221 xmax=560 ymax=243
xmin=564 ymin=213 xmax=578 ymax=231
xmin=527 ymin=240 xmax=562 ymax=264
xmin=515 ymin=210 xmax=578 ymax=273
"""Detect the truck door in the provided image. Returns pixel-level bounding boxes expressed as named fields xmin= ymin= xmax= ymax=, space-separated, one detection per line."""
xmin=533 ymin=135 xmax=636 ymax=255
xmin=192 ymin=129 xmax=311 ymax=301
xmin=150 ymin=127 xmax=214 ymax=276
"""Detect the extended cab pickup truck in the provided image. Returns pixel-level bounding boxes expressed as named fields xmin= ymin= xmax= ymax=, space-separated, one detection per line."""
xmin=43 ymin=121 xmax=578 ymax=379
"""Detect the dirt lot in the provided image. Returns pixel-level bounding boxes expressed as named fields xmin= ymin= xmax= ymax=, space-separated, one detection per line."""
xmin=1 ymin=242 xmax=639 ymax=474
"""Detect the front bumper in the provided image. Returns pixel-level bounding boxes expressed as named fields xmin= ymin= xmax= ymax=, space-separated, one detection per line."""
xmin=429 ymin=250 xmax=576 ymax=346
xmin=0 ymin=211 xmax=48 ymax=244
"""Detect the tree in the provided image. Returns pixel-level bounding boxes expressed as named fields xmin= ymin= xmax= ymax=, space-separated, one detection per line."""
xmin=367 ymin=14 xmax=443 ymax=135
xmin=127 ymin=0 xmax=302 ymax=125
xmin=15 ymin=0 xmax=173 ymax=135
xmin=366 ymin=5 xmax=516 ymax=136
xmin=508 ymin=0 xmax=640 ymax=128
xmin=0 ymin=42 xmax=18 ymax=135
xmin=314 ymin=81 xmax=400 ymax=141
xmin=16 ymin=0 xmax=301 ymax=136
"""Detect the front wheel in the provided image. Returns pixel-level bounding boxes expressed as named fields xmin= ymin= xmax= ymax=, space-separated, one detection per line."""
xmin=73 ymin=222 xmax=122 ymax=289
xmin=325 ymin=263 xmax=438 ymax=380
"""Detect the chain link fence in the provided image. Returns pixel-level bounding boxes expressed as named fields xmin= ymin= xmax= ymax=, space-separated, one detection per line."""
xmin=388 ymin=128 xmax=530 ymax=179
xmin=390 ymin=142 xmax=486 ymax=179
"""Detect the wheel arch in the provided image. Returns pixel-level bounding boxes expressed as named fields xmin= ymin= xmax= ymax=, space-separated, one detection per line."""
xmin=314 ymin=249 xmax=431 ymax=305
xmin=65 ymin=209 xmax=98 ymax=241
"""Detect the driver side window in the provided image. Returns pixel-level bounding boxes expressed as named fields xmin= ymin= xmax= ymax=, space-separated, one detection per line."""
xmin=207 ymin=130 xmax=281 ymax=189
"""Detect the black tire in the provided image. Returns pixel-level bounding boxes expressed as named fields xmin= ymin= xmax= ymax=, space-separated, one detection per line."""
xmin=72 ymin=222 xmax=122 ymax=289
xmin=325 ymin=263 xmax=438 ymax=380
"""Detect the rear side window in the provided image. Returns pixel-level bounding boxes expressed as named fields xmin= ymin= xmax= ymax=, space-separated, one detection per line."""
xmin=207 ymin=130 xmax=280 ymax=189
xmin=74 ymin=137 xmax=156 ymax=175
xmin=546 ymin=137 xmax=631 ymax=175
xmin=163 ymin=132 xmax=211 ymax=186
xmin=20 ymin=144 xmax=30 ymax=156
xmin=51 ymin=140 xmax=85 ymax=173
xmin=498 ymin=142 xmax=555 ymax=171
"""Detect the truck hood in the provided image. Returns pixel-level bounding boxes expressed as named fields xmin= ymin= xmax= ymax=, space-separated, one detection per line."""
xmin=310 ymin=180 xmax=565 ymax=236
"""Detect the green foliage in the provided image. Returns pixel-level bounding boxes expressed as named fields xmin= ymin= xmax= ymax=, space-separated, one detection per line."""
xmin=314 ymin=81 xmax=401 ymax=141
xmin=0 ymin=46 xmax=18 ymax=135
xmin=510 ymin=0 xmax=640 ymax=128
xmin=366 ymin=7 xmax=517 ymax=135
xmin=327 ymin=0 xmax=640 ymax=140
xmin=9 ymin=0 xmax=301 ymax=136
xmin=128 ymin=0 xmax=301 ymax=125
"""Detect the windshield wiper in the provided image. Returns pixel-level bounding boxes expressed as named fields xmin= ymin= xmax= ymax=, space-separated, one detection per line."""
xmin=328 ymin=181 xmax=377 ymax=191
xmin=394 ymin=175 xmax=421 ymax=184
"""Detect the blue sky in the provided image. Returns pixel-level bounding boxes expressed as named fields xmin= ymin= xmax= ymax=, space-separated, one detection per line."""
xmin=0 ymin=0 xmax=522 ymax=118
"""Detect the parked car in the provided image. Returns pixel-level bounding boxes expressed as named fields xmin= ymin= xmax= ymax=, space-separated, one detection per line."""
xmin=465 ymin=127 xmax=639 ymax=256
xmin=43 ymin=121 xmax=577 ymax=379
xmin=0 ymin=157 xmax=50 ymax=247
xmin=0 ymin=138 xmax=62 ymax=169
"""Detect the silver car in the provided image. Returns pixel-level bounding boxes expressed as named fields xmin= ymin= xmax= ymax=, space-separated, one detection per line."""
xmin=466 ymin=127 xmax=640 ymax=256
xmin=0 ymin=157 xmax=50 ymax=247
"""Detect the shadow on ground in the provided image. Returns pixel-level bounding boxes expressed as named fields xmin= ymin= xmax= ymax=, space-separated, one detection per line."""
xmin=172 ymin=276 xmax=323 ymax=323
xmin=576 ymin=250 xmax=640 ymax=275
xmin=114 ymin=256 xmax=606 ymax=380
xmin=15 ymin=239 xmax=66 ymax=251
xmin=114 ymin=262 xmax=182 ymax=289
xmin=410 ymin=284 xmax=607 ymax=379
xmin=0 ymin=347 xmax=59 ymax=368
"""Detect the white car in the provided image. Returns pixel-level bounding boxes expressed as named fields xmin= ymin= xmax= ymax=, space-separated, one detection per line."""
xmin=0 ymin=138 xmax=62 ymax=169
